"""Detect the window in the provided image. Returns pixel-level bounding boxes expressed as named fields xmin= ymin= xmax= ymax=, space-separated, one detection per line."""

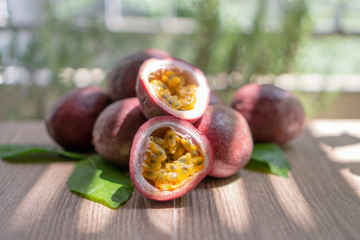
xmin=0 ymin=0 xmax=9 ymax=27
xmin=104 ymin=0 xmax=196 ymax=34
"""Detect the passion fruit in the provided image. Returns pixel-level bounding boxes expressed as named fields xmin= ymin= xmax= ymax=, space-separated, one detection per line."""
xmin=92 ymin=98 xmax=147 ymax=168
xmin=107 ymin=49 xmax=171 ymax=101
xmin=232 ymin=83 xmax=305 ymax=145
xmin=194 ymin=105 xmax=253 ymax=178
xmin=136 ymin=58 xmax=210 ymax=123
xmin=46 ymin=87 xmax=110 ymax=151
xmin=129 ymin=116 xmax=213 ymax=201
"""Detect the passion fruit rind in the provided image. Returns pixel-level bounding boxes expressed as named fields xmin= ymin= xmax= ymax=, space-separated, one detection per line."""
xmin=232 ymin=83 xmax=305 ymax=145
xmin=194 ymin=105 xmax=253 ymax=178
xmin=46 ymin=86 xmax=110 ymax=151
xmin=107 ymin=49 xmax=171 ymax=101
xmin=130 ymin=116 xmax=213 ymax=201
xmin=136 ymin=58 xmax=210 ymax=123
xmin=93 ymin=98 xmax=147 ymax=168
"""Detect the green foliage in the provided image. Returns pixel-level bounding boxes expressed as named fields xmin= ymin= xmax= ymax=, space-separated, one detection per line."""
xmin=222 ymin=0 xmax=309 ymax=81
xmin=2 ymin=0 xmax=310 ymax=120
xmin=246 ymin=143 xmax=291 ymax=178
xmin=7 ymin=0 xmax=309 ymax=78
xmin=0 ymin=144 xmax=134 ymax=207
xmin=0 ymin=144 xmax=87 ymax=162
xmin=295 ymin=36 xmax=360 ymax=74
xmin=67 ymin=155 xmax=134 ymax=209
xmin=189 ymin=0 xmax=221 ymax=72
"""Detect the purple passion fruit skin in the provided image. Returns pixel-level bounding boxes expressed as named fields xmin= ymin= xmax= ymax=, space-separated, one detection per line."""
xmin=232 ymin=83 xmax=305 ymax=145
xmin=92 ymin=98 xmax=147 ymax=168
xmin=129 ymin=116 xmax=213 ymax=201
xmin=194 ymin=105 xmax=253 ymax=178
xmin=46 ymin=87 xmax=110 ymax=151
xmin=136 ymin=58 xmax=210 ymax=123
xmin=107 ymin=49 xmax=171 ymax=101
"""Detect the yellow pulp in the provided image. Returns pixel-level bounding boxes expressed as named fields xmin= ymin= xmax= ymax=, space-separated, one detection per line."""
xmin=142 ymin=129 xmax=204 ymax=191
xmin=148 ymin=69 xmax=197 ymax=110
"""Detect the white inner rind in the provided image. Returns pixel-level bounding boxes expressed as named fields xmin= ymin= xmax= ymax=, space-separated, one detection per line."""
xmin=132 ymin=119 xmax=210 ymax=197
xmin=141 ymin=59 xmax=209 ymax=120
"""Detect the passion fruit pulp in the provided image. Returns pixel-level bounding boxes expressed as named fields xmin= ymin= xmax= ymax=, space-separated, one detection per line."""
xmin=232 ymin=83 xmax=305 ymax=145
xmin=92 ymin=98 xmax=147 ymax=168
xmin=107 ymin=49 xmax=171 ymax=101
xmin=130 ymin=116 xmax=213 ymax=201
xmin=136 ymin=58 xmax=210 ymax=123
xmin=194 ymin=105 xmax=253 ymax=178
xmin=46 ymin=87 xmax=110 ymax=151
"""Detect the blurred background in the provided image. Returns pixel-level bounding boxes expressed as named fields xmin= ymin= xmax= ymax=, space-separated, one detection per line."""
xmin=0 ymin=0 xmax=359 ymax=120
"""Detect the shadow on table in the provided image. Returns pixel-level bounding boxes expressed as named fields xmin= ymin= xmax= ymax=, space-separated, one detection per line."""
xmin=207 ymin=126 xmax=360 ymax=239
xmin=317 ymin=132 xmax=360 ymax=148
xmin=315 ymin=132 xmax=360 ymax=176
xmin=3 ymin=125 xmax=360 ymax=240
xmin=106 ymin=120 xmax=360 ymax=239
xmin=176 ymin=127 xmax=360 ymax=239
xmin=197 ymin=173 xmax=241 ymax=189
xmin=280 ymin=128 xmax=360 ymax=236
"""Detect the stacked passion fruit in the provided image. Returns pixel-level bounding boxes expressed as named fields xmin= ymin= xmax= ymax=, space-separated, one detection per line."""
xmin=130 ymin=117 xmax=213 ymax=201
xmin=136 ymin=58 xmax=210 ymax=123
xmin=46 ymin=48 xmax=305 ymax=201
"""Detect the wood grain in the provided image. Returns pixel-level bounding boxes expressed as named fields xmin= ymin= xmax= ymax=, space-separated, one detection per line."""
xmin=0 ymin=120 xmax=359 ymax=240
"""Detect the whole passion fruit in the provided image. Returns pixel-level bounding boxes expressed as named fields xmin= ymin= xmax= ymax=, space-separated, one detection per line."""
xmin=93 ymin=98 xmax=147 ymax=168
xmin=232 ymin=83 xmax=305 ymax=145
xmin=46 ymin=87 xmax=110 ymax=151
xmin=136 ymin=58 xmax=210 ymax=123
xmin=194 ymin=105 xmax=253 ymax=178
xmin=107 ymin=49 xmax=171 ymax=101
xmin=130 ymin=116 xmax=213 ymax=201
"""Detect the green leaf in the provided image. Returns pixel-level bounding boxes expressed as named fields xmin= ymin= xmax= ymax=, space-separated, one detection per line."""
xmin=246 ymin=143 xmax=291 ymax=178
xmin=67 ymin=155 xmax=134 ymax=209
xmin=0 ymin=144 xmax=87 ymax=162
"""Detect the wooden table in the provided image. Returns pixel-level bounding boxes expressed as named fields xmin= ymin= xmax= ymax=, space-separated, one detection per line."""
xmin=0 ymin=120 xmax=359 ymax=240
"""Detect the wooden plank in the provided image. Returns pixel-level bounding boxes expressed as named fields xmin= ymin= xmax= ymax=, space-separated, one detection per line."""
xmin=0 ymin=122 xmax=176 ymax=240
xmin=0 ymin=121 xmax=359 ymax=240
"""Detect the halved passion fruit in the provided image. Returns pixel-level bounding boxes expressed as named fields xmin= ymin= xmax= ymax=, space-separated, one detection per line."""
xmin=136 ymin=58 xmax=210 ymax=123
xmin=107 ymin=49 xmax=171 ymax=101
xmin=129 ymin=116 xmax=213 ymax=201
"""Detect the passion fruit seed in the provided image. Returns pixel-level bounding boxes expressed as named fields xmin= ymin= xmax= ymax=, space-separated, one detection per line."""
xmin=142 ymin=129 xmax=204 ymax=191
xmin=148 ymin=69 xmax=197 ymax=111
